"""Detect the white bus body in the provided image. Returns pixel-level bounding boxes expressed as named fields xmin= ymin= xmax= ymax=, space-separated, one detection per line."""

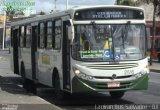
xmin=10 ymin=5 xmax=149 ymax=99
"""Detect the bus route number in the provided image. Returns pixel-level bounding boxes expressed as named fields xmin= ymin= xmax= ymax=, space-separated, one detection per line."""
xmin=124 ymin=70 xmax=134 ymax=76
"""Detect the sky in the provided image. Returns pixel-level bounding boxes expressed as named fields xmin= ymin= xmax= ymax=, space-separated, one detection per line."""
xmin=36 ymin=0 xmax=116 ymax=12
xmin=0 ymin=0 xmax=116 ymax=15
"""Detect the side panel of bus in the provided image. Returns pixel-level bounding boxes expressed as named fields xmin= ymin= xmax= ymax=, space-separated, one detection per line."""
xmin=37 ymin=21 xmax=55 ymax=86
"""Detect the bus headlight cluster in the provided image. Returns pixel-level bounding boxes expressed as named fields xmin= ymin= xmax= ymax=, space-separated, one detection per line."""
xmin=72 ymin=67 xmax=93 ymax=80
xmin=135 ymin=71 xmax=146 ymax=78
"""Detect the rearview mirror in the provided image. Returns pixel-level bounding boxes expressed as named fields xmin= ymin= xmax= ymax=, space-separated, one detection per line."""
xmin=68 ymin=26 xmax=73 ymax=40
xmin=68 ymin=19 xmax=74 ymax=42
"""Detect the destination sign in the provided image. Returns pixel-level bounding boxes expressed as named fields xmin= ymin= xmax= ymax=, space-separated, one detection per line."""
xmin=74 ymin=8 xmax=144 ymax=20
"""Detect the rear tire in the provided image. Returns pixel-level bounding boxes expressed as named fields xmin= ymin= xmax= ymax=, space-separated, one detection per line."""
xmin=109 ymin=91 xmax=125 ymax=99
xmin=55 ymin=74 xmax=65 ymax=100
xmin=21 ymin=63 xmax=27 ymax=89
xmin=21 ymin=63 xmax=37 ymax=94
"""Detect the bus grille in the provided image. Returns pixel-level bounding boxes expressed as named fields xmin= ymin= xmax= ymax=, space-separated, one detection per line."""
xmin=94 ymin=75 xmax=133 ymax=80
xmin=84 ymin=63 xmax=138 ymax=70
xmin=90 ymin=82 xmax=133 ymax=90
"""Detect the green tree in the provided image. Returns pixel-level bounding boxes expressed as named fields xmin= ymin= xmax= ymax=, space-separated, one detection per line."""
xmin=116 ymin=0 xmax=135 ymax=6
xmin=6 ymin=6 xmax=15 ymax=20
xmin=39 ymin=11 xmax=45 ymax=15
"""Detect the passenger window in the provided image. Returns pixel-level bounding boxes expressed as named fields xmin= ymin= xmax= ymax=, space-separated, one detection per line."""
xmin=39 ymin=23 xmax=45 ymax=48
xmin=47 ymin=21 xmax=53 ymax=49
xmin=26 ymin=25 xmax=31 ymax=48
xmin=54 ymin=19 xmax=62 ymax=49
xmin=20 ymin=26 xmax=25 ymax=47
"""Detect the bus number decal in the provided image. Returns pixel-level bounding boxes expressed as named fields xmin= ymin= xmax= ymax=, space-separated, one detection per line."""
xmin=124 ymin=70 xmax=134 ymax=76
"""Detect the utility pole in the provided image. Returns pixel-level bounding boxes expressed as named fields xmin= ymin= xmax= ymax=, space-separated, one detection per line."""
xmin=2 ymin=14 xmax=6 ymax=50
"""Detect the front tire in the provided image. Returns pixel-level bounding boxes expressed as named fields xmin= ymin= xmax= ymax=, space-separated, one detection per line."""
xmin=21 ymin=63 xmax=27 ymax=89
xmin=21 ymin=63 xmax=37 ymax=94
xmin=109 ymin=91 xmax=125 ymax=99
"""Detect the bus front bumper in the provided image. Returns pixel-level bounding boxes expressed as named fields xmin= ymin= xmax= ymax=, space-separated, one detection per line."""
xmin=72 ymin=74 xmax=149 ymax=93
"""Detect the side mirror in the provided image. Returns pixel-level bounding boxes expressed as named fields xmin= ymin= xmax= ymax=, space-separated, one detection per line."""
xmin=68 ymin=19 xmax=74 ymax=42
xmin=68 ymin=26 xmax=73 ymax=40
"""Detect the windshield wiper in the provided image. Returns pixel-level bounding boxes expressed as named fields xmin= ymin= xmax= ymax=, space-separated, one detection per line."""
xmin=121 ymin=29 xmax=125 ymax=49
xmin=121 ymin=21 xmax=131 ymax=49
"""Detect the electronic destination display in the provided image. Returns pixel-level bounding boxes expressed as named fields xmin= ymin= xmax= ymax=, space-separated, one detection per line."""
xmin=74 ymin=8 xmax=144 ymax=20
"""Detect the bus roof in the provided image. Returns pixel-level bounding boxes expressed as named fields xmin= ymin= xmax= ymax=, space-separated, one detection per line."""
xmin=11 ymin=5 xmax=144 ymax=27
xmin=71 ymin=5 xmax=144 ymax=11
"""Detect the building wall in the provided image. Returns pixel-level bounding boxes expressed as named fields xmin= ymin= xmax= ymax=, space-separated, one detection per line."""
xmin=0 ymin=15 xmax=11 ymax=49
xmin=138 ymin=3 xmax=160 ymax=36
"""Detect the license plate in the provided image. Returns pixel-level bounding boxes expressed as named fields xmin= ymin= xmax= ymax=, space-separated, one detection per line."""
xmin=107 ymin=82 xmax=120 ymax=88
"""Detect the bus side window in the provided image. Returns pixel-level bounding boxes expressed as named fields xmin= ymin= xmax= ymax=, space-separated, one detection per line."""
xmin=26 ymin=25 xmax=31 ymax=48
xmin=52 ymin=21 xmax=55 ymax=48
xmin=18 ymin=27 xmax=21 ymax=47
xmin=39 ymin=22 xmax=45 ymax=49
xmin=20 ymin=26 xmax=25 ymax=48
xmin=54 ymin=19 xmax=62 ymax=49
xmin=47 ymin=21 xmax=53 ymax=49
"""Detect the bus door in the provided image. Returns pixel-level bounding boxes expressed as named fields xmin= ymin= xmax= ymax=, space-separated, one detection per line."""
xmin=12 ymin=28 xmax=19 ymax=75
xmin=31 ymin=25 xmax=38 ymax=80
xmin=62 ymin=20 xmax=71 ymax=91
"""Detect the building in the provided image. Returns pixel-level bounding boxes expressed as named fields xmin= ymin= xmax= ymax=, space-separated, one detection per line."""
xmin=136 ymin=0 xmax=160 ymax=36
xmin=0 ymin=15 xmax=8 ymax=49
xmin=0 ymin=14 xmax=28 ymax=49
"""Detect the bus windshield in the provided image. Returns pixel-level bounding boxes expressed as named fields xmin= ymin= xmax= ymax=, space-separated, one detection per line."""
xmin=72 ymin=24 xmax=146 ymax=61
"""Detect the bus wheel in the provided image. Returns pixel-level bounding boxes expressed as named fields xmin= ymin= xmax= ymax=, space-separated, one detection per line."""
xmin=30 ymin=80 xmax=37 ymax=94
xmin=55 ymin=74 xmax=64 ymax=100
xmin=24 ymin=79 xmax=37 ymax=94
xmin=21 ymin=63 xmax=37 ymax=94
xmin=21 ymin=63 xmax=27 ymax=89
xmin=109 ymin=91 xmax=125 ymax=99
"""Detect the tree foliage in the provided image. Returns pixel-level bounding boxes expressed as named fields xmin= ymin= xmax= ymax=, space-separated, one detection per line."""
xmin=146 ymin=0 xmax=160 ymax=16
xmin=145 ymin=0 xmax=160 ymax=65
xmin=6 ymin=6 xmax=15 ymax=20
xmin=39 ymin=11 xmax=45 ymax=15
xmin=116 ymin=0 xmax=135 ymax=6
xmin=138 ymin=0 xmax=160 ymax=16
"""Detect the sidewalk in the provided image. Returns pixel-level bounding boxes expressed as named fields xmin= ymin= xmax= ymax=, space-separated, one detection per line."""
xmin=0 ymin=51 xmax=61 ymax=110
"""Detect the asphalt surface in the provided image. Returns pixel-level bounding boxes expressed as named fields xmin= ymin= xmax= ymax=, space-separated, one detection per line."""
xmin=37 ymin=72 xmax=160 ymax=110
xmin=0 ymin=51 xmax=160 ymax=110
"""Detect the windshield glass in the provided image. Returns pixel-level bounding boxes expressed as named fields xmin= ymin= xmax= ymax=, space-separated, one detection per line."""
xmin=72 ymin=24 xmax=146 ymax=61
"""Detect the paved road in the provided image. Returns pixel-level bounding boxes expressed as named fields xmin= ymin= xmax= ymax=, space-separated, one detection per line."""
xmin=0 ymin=51 xmax=160 ymax=110
xmin=36 ymin=72 xmax=160 ymax=110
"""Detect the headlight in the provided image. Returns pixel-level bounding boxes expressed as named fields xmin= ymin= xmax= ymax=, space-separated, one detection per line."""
xmin=72 ymin=67 xmax=93 ymax=80
xmin=134 ymin=70 xmax=147 ymax=78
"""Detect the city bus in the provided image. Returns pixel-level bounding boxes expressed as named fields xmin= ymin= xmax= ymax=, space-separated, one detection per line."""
xmin=10 ymin=5 xmax=149 ymax=100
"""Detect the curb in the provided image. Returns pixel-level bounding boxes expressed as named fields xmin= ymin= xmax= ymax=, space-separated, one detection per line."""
xmin=150 ymin=69 xmax=160 ymax=73
xmin=0 ymin=75 xmax=62 ymax=110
